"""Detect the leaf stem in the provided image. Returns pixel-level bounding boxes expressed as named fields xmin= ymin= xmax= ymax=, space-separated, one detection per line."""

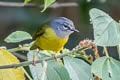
xmin=103 ymin=47 xmax=109 ymax=58
xmin=8 ymin=47 xmax=26 ymax=52
xmin=22 ymin=67 xmax=32 ymax=80
xmin=8 ymin=44 xmax=30 ymax=52
xmin=116 ymin=45 xmax=120 ymax=59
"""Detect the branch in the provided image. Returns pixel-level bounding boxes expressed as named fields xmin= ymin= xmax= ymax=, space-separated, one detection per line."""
xmin=0 ymin=47 xmax=86 ymax=69
xmin=0 ymin=1 xmax=78 ymax=8
xmin=12 ymin=52 xmax=27 ymax=60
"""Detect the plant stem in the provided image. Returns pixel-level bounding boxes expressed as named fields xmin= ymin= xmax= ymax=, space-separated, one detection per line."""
xmin=103 ymin=47 xmax=109 ymax=58
xmin=116 ymin=45 xmax=120 ymax=59
xmin=0 ymin=47 xmax=86 ymax=69
xmin=8 ymin=45 xmax=30 ymax=52
xmin=22 ymin=67 xmax=32 ymax=80
xmin=8 ymin=47 xmax=25 ymax=52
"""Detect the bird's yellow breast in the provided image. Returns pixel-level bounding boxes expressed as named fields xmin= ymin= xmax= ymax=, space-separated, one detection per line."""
xmin=34 ymin=26 xmax=69 ymax=53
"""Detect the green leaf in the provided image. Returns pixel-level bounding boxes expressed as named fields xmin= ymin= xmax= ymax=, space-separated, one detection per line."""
xmin=4 ymin=31 xmax=32 ymax=43
xmin=91 ymin=56 xmax=120 ymax=80
xmin=27 ymin=51 xmax=71 ymax=80
xmin=24 ymin=0 xmax=31 ymax=5
xmin=89 ymin=8 xmax=120 ymax=46
xmin=41 ymin=0 xmax=56 ymax=12
xmin=63 ymin=57 xmax=93 ymax=80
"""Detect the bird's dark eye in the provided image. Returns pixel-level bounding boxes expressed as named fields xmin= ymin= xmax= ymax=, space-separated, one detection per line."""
xmin=63 ymin=25 xmax=68 ymax=28
xmin=63 ymin=23 xmax=69 ymax=28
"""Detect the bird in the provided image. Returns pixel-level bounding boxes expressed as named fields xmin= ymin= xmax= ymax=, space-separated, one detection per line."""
xmin=30 ymin=17 xmax=79 ymax=54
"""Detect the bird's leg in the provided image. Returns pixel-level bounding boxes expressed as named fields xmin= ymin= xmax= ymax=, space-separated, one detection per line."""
xmin=53 ymin=55 xmax=58 ymax=61
xmin=52 ymin=53 xmax=60 ymax=61
xmin=33 ymin=49 xmax=39 ymax=65
xmin=54 ymin=53 xmax=63 ymax=65
xmin=53 ymin=53 xmax=63 ymax=64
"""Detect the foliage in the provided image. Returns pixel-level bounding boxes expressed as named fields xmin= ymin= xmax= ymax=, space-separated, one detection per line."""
xmin=89 ymin=8 xmax=120 ymax=46
xmin=27 ymin=51 xmax=71 ymax=80
xmin=24 ymin=0 xmax=56 ymax=12
xmin=63 ymin=57 xmax=93 ymax=80
xmin=89 ymin=8 xmax=120 ymax=80
xmin=24 ymin=0 xmax=31 ymax=5
xmin=4 ymin=31 xmax=32 ymax=43
xmin=41 ymin=0 xmax=56 ymax=12
xmin=91 ymin=56 xmax=120 ymax=80
xmin=0 ymin=48 xmax=25 ymax=80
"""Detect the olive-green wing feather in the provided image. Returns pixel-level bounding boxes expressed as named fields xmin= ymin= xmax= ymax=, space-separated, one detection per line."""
xmin=30 ymin=23 xmax=49 ymax=50
xmin=30 ymin=27 xmax=45 ymax=50
xmin=32 ymin=27 xmax=44 ymax=40
xmin=32 ymin=23 xmax=49 ymax=40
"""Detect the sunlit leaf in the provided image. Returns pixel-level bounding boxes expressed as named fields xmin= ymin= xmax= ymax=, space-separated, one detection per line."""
xmin=91 ymin=56 xmax=120 ymax=80
xmin=41 ymin=0 xmax=56 ymax=12
xmin=24 ymin=0 xmax=31 ymax=5
xmin=0 ymin=48 xmax=25 ymax=80
xmin=27 ymin=50 xmax=70 ymax=80
xmin=4 ymin=31 xmax=32 ymax=43
xmin=89 ymin=8 xmax=120 ymax=46
xmin=64 ymin=57 xmax=93 ymax=80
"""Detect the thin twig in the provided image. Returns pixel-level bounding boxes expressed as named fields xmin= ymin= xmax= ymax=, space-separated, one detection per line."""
xmin=8 ymin=47 xmax=27 ymax=52
xmin=0 ymin=47 xmax=86 ymax=69
xmin=103 ymin=47 xmax=109 ymax=58
xmin=0 ymin=1 xmax=78 ymax=8
xmin=12 ymin=53 xmax=27 ymax=60
xmin=22 ymin=67 xmax=32 ymax=80
xmin=8 ymin=45 xmax=30 ymax=52
xmin=116 ymin=45 xmax=120 ymax=59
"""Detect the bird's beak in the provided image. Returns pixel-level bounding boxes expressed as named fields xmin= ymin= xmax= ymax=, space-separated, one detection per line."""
xmin=70 ymin=27 xmax=79 ymax=32
xmin=74 ymin=29 xmax=79 ymax=32
xmin=71 ymin=28 xmax=79 ymax=32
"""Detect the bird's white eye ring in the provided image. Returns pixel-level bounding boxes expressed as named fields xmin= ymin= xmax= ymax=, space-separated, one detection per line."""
xmin=63 ymin=22 xmax=69 ymax=29
xmin=63 ymin=25 xmax=68 ymax=29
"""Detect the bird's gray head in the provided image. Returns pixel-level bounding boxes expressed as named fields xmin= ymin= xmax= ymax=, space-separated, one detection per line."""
xmin=50 ymin=17 xmax=79 ymax=38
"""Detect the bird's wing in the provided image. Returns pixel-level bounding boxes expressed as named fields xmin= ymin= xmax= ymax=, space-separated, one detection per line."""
xmin=30 ymin=23 xmax=49 ymax=50
xmin=32 ymin=27 xmax=44 ymax=40
xmin=32 ymin=23 xmax=49 ymax=40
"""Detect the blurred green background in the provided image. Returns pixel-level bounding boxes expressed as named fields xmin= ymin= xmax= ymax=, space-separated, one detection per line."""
xmin=0 ymin=0 xmax=120 ymax=59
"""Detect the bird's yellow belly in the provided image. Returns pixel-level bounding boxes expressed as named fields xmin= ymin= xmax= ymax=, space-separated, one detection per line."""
xmin=35 ymin=37 xmax=68 ymax=53
xmin=34 ymin=27 xmax=69 ymax=53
